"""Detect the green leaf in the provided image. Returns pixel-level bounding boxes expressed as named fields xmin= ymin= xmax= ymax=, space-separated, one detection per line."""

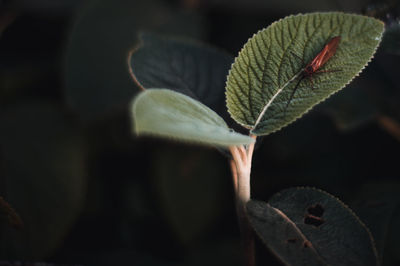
xmin=247 ymin=187 xmax=379 ymax=266
xmin=128 ymin=32 xmax=234 ymax=124
xmin=226 ymin=12 xmax=384 ymax=136
xmin=131 ymin=89 xmax=254 ymax=147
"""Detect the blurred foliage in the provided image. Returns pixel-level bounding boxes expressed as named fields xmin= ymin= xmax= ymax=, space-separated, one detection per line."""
xmin=64 ymin=0 xmax=205 ymax=122
xmin=0 ymin=103 xmax=87 ymax=259
xmin=152 ymin=144 xmax=229 ymax=245
xmin=350 ymin=181 xmax=400 ymax=264
xmin=0 ymin=0 xmax=400 ymax=265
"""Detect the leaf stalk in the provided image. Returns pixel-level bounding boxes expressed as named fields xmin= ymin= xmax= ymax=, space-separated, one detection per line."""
xmin=229 ymin=135 xmax=257 ymax=266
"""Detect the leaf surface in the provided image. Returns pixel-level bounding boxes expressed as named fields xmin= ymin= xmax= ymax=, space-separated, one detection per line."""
xmin=226 ymin=12 xmax=384 ymax=135
xmin=129 ymin=32 xmax=235 ymax=127
xmin=247 ymin=187 xmax=379 ymax=266
xmin=132 ymin=89 xmax=254 ymax=147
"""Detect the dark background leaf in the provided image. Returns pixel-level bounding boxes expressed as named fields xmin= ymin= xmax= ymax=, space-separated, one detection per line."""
xmin=64 ymin=0 xmax=206 ymax=122
xmin=380 ymin=23 xmax=400 ymax=55
xmin=248 ymin=188 xmax=379 ymax=266
xmin=152 ymin=145 xmax=229 ymax=245
xmin=129 ymin=32 xmax=239 ymax=130
xmin=350 ymin=182 xmax=400 ymax=265
xmin=0 ymin=102 xmax=87 ymax=260
xmin=318 ymin=84 xmax=378 ymax=131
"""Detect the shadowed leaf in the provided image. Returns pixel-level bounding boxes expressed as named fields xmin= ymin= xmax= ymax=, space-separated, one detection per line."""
xmin=0 ymin=102 xmax=87 ymax=259
xmin=381 ymin=23 xmax=400 ymax=55
xmin=64 ymin=0 xmax=205 ymax=121
xmin=247 ymin=187 xmax=379 ymax=266
xmin=128 ymin=32 xmax=234 ymax=126
xmin=320 ymin=85 xmax=378 ymax=131
xmin=351 ymin=182 xmax=400 ymax=263
xmin=153 ymin=146 xmax=226 ymax=245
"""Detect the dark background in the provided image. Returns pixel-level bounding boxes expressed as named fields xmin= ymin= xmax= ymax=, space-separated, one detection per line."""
xmin=0 ymin=0 xmax=399 ymax=265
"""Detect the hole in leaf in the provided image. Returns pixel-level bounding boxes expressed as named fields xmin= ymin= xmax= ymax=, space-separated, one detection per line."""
xmin=304 ymin=215 xmax=325 ymax=227
xmin=307 ymin=203 xmax=324 ymax=217
xmin=304 ymin=203 xmax=325 ymax=227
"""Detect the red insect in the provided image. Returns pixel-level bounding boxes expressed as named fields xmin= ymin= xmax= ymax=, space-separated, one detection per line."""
xmin=285 ymin=36 xmax=341 ymax=111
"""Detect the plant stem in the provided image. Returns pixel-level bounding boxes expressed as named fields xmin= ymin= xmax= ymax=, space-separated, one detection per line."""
xmin=229 ymin=135 xmax=257 ymax=266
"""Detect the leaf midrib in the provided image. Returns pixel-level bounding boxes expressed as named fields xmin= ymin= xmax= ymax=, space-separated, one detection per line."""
xmin=251 ymin=19 xmax=304 ymax=130
xmin=254 ymin=203 xmax=327 ymax=265
xmin=252 ymin=71 xmax=302 ymax=128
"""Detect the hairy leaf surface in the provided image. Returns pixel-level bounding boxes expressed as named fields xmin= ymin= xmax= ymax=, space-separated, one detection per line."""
xmin=226 ymin=12 xmax=384 ymax=135
xmin=132 ymin=89 xmax=254 ymax=147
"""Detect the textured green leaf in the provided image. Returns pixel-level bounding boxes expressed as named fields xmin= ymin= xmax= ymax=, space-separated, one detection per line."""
xmin=128 ymin=32 xmax=234 ymax=124
xmin=247 ymin=187 xmax=379 ymax=266
xmin=131 ymin=89 xmax=254 ymax=147
xmin=226 ymin=12 xmax=384 ymax=135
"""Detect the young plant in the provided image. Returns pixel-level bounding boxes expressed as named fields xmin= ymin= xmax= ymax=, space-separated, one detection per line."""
xmin=129 ymin=12 xmax=384 ymax=266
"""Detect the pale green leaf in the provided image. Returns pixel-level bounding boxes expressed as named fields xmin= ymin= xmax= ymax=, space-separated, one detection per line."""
xmin=129 ymin=32 xmax=233 ymax=117
xmin=247 ymin=187 xmax=379 ymax=266
xmin=131 ymin=89 xmax=254 ymax=147
xmin=128 ymin=32 xmax=237 ymax=130
xmin=226 ymin=12 xmax=384 ymax=135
